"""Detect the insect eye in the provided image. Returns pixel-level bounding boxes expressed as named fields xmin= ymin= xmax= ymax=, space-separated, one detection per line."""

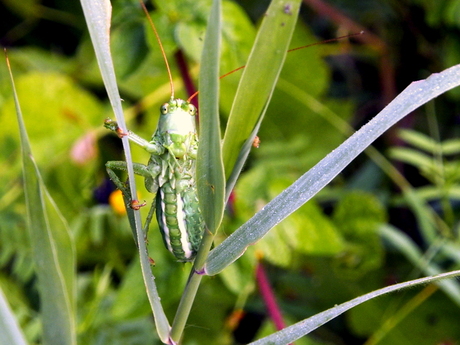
xmin=160 ymin=103 xmax=169 ymax=114
xmin=188 ymin=104 xmax=196 ymax=116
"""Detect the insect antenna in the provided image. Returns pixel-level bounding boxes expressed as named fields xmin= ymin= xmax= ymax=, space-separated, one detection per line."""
xmin=140 ymin=1 xmax=175 ymax=100
xmin=187 ymin=31 xmax=364 ymax=103
xmin=286 ymin=31 xmax=363 ymax=53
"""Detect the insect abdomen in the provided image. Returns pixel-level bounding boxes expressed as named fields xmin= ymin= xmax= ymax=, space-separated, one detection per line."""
xmin=156 ymin=182 xmax=204 ymax=261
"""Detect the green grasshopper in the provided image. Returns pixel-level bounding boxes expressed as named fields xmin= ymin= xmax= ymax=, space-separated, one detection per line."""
xmin=104 ymin=4 xmax=351 ymax=262
xmin=104 ymin=4 xmax=205 ymax=262
xmin=104 ymin=97 xmax=205 ymax=262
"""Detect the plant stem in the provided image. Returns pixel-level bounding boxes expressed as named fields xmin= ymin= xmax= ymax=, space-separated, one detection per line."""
xmin=175 ymin=50 xmax=198 ymax=108
xmin=169 ymin=231 xmax=214 ymax=342
xmin=169 ymin=272 xmax=203 ymax=343
xmin=256 ymin=261 xmax=293 ymax=345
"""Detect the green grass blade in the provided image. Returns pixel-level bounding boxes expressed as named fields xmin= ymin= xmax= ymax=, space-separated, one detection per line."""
xmin=7 ymin=54 xmax=76 ymax=345
xmin=222 ymin=0 xmax=301 ymax=193
xmin=170 ymin=1 xmax=223 ymax=342
xmin=205 ymin=63 xmax=460 ymax=275
xmin=398 ymin=129 xmax=439 ymax=153
xmin=197 ymin=0 xmax=224 ymax=234
xmin=0 ymin=286 xmax=28 ymax=345
xmin=79 ymin=0 xmax=171 ymax=341
xmin=249 ymin=270 xmax=460 ymax=344
xmin=380 ymin=225 xmax=460 ymax=305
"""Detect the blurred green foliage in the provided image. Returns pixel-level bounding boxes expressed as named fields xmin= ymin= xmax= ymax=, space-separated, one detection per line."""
xmin=2 ymin=0 xmax=460 ymax=344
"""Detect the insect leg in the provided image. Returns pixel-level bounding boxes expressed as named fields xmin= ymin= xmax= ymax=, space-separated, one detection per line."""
xmin=106 ymin=161 xmax=159 ymax=244
xmin=143 ymin=199 xmax=156 ymax=241
xmin=104 ymin=119 xmax=164 ymax=155
xmin=106 ymin=161 xmax=159 ymax=195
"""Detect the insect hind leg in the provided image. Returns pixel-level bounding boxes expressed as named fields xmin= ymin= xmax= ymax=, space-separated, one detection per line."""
xmin=106 ymin=161 xmax=158 ymax=245
xmin=106 ymin=161 xmax=160 ymax=196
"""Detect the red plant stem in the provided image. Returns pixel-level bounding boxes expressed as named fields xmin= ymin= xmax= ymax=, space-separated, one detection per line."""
xmin=256 ymin=261 xmax=293 ymax=344
xmin=303 ymin=0 xmax=396 ymax=106
xmin=174 ymin=50 xmax=198 ymax=109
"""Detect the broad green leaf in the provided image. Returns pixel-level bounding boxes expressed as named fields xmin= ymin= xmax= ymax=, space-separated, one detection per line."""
xmin=205 ymin=63 xmax=460 ymax=275
xmin=333 ymin=192 xmax=386 ymax=237
xmin=111 ymin=21 xmax=148 ymax=78
xmin=218 ymin=252 xmax=255 ymax=295
xmin=267 ymin=178 xmax=344 ymax=257
xmin=8 ymin=54 xmax=76 ymax=345
xmin=0 ymin=286 xmax=27 ymax=345
xmin=2 ymin=71 xmax=103 ymax=165
xmin=249 ymin=270 xmax=460 ymax=344
xmin=150 ymin=0 xmax=254 ymax=73
xmin=256 ymin=223 xmax=293 ymax=267
xmin=331 ymin=192 xmax=386 ymax=277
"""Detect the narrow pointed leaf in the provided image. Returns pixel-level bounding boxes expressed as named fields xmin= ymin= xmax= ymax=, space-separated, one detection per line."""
xmin=0 ymin=286 xmax=28 ymax=345
xmin=205 ymin=64 xmax=460 ymax=275
xmin=170 ymin=1 xmax=223 ymax=341
xmin=79 ymin=0 xmax=170 ymax=340
xmin=249 ymin=270 xmax=460 ymax=344
xmin=222 ymin=0 xmax=302 ymax=191
xmin=197 ymin=0 xmax=224 ymax=234
xmin=8 ymin=54 xmax=76 ymax=345
xmin=380 ymin=224 xmax=460 ymax=305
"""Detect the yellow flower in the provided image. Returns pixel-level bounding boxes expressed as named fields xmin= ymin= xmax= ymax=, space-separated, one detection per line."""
xmin=109 ymin=189 xmax=126 ymax=215
xmin=109 ymin=189 xmax=144 ymax=215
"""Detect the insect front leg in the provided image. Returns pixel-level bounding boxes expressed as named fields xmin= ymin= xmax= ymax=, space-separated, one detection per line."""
xmin=104 ymin=118 xmax=165 ymax=155
xmin=106 ymin=160 xmax=161 ymax=242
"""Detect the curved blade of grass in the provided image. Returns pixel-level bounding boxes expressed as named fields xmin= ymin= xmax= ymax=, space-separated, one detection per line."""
xmin=275 ymin=77 xmax=450 ymax=268
xmin=205 ymin=63 xmax=460 ymax=275
xmin=222 ymin=0 xmax=301 ymax=196
xmin=170 ymin=1 xmax=223 ymax=342
xmin=249 ymin=270 xmax=460 ymax=344
xmin=380 ymin=224 xmax=460 ymax=305
xmin=7 ymin=53 xmax=76 ymax=345
xmin=0 ymin=286 xmax=28 ymax=345
xmin=79 ymin=0 xmax=170 ymax=341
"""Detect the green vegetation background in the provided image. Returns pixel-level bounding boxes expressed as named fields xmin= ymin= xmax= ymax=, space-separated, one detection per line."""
xmin=2 ymin=0 xmax=460 ymax=344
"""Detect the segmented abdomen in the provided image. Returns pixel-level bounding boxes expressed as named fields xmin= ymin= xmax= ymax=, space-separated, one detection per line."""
xmin=156 ymin=181 xmax=205 ymax=261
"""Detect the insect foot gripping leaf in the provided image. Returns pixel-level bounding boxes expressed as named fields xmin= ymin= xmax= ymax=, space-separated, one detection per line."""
xmin=105 ymin=98 xmax=206 ymax=262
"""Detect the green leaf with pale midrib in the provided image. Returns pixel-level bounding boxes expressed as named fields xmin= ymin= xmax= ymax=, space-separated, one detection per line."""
xmin=79 ymin=0 xmax=170 ymax=341
xmin=8 ymin=53 xmax=76 ymax=345
xmin=169 ymin=1 xmax=223 ymax=342
xmin=222 ymin=0 xmax=302 ymax=197
xmin=249 ymin=270 xmax=460 ymax=345
xmin=197 ymin=0 xmax=224 ymax=234
xmin=205 ymin=63 xmax=460 ymax=275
